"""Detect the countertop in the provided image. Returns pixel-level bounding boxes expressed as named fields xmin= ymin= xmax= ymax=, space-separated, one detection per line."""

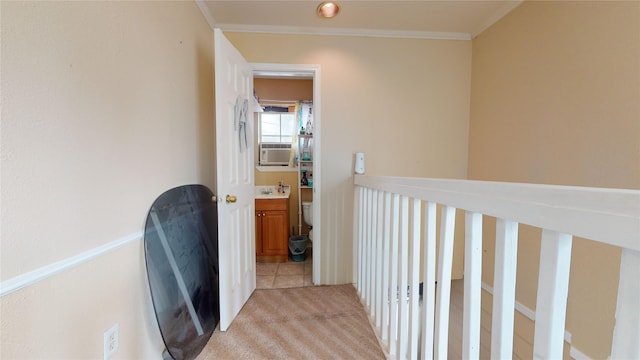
xmin=255 ymin=185 xmax=291 ymax=199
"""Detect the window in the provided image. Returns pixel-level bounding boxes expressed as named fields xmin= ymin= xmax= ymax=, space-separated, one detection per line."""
xmin=259 ymin=113 xmax=296 ymax=144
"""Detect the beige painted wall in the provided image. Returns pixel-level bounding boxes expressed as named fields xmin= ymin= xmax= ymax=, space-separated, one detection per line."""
xmin=1 ymin=1 xmax=214 ymax=357
xmin=468 ymin=1 xmax=640 ymax=358
xmin=254 ymin=78 xmax=313 ymax=103
xmin=226 ymin=32 xmax=472 ymax=284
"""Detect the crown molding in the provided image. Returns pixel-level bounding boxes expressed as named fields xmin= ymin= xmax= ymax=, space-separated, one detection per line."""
xmin=196 ymin=1 xmax=523 ymax=41
xmin=195 ymin=0 xmax=523 ymax=41
xmin=195 ymin=0 xmax=217 ymax=31
xmin=471 ymin=0 xmax=524 ymax=38
xmin=216 ymin=24 xmax=472 ymax=41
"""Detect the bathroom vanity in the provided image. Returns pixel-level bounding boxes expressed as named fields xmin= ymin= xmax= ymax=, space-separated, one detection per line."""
xmin=255 ymin=186 xmax=290 ymax=263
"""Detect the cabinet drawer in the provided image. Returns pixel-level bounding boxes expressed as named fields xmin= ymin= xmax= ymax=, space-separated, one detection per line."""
xmin=255 ymin=198 xmax=288 ymax=211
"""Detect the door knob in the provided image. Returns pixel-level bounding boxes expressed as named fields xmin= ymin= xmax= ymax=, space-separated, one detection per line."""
xmin=226 ymin=195 xmax=237 ymax=203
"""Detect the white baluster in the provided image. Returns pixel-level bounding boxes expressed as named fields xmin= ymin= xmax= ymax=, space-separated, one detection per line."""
xmin=361 ymin=188 xmax=368 ymax=301
xmin=491 ymin=219 xmax=519 ymax=359
xmin=389 ymin=193 xmax=400 ymax=358
xmin=611 ymin=249 xmax=640 ymax=359
xmin=434 ymin=206 xmax=456 ymax=359
xmin=533 ymin=230 xmax=572 ymax=359
xmin=463 ymin=211 xmax=482 ymax=359
xmin=370 ymin=189 xmax=379 ymax=317
xmin=398 ymin=196 xmax=410 ymax=359
xmin=356 ymin=186 xmax=364 ymax=296
xmin=375 ymin=190 xmax=384 ymax=326
xmin=366 ymin=188 xmax=373 ymax=308
xmin=382 ymin=191 xmax=392 ymax=343
xmin=421 ymin=201 xmax=437 ymax=359
xmin=408 ymin=198 xmax=422 ymax=359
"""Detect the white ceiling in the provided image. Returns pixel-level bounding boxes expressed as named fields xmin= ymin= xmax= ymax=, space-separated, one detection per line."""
xmin=198 ymin=0 xmax=523 ymax=40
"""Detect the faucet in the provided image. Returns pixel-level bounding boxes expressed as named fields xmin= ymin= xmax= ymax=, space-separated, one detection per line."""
xmin=278 ymin=177 xmax=288 ymax=194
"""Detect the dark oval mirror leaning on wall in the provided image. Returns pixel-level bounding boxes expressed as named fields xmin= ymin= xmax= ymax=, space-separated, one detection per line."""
xmin=144 ymin=185 xmax=219 ymax=360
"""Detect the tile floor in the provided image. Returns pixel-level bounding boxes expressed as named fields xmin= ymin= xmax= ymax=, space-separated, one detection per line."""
xmin=256 ymin=255 xmax=313 ymax=289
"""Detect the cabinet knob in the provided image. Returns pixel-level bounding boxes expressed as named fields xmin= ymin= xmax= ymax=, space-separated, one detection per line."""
xmin=226 ymin=194 xmax=237 ymax=203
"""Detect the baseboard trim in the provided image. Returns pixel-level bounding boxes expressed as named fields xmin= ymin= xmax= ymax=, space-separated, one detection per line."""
xmin=570 ymin=346 xmax=593 ymax=360
xmin=480 ymin=282 xmax=574 ymax=348
xmin=0 ymin=231 xmax=143 ymax=297
xmin=481 ymin=281 xmax=536 ymax=320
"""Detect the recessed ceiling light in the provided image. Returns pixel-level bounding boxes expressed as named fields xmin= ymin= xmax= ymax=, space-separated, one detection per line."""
xmin=317 ymin=1 xmax=340 ymax=19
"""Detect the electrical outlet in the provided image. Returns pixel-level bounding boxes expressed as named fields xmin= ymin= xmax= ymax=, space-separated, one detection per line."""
xmin=103 ymin=323 xmax=119 ymax=360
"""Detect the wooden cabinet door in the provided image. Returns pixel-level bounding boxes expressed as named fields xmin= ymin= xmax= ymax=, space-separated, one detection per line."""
xmin=261 ymin=210 xmax=288 ymax=256
xmin=255 ymin=198 xmax=289 ymax=262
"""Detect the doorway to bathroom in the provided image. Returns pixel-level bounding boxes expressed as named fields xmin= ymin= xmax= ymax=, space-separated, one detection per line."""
xmin=251 ymin=63 xmax=322 ymax=286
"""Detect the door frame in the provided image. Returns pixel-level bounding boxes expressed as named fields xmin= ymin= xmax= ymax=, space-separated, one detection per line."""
xmin=252 ymin=63 xmax=322 ymax=285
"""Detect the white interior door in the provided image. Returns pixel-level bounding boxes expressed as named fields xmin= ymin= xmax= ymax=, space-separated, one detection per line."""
xmin=214 ymin=28 xmax=256 ymax=331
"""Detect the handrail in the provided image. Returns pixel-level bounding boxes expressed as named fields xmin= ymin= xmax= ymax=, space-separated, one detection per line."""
xmin=353 ymin=175 xmax=640 ymax=360
xmin=354 ymin=175 xmax=640 ymax=250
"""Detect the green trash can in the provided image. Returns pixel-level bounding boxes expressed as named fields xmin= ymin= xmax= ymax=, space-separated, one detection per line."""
xmin=288 ymin=235 xmax=308 ymax=262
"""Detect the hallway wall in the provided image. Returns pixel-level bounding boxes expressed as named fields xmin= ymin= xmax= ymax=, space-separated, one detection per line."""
xmin=226 ymin=32 xmax=472 ymax=285
xmin=1 ymin=1 xmax=215 ymax=357
xmin=468 ymin=1 xmax=640 ymax=358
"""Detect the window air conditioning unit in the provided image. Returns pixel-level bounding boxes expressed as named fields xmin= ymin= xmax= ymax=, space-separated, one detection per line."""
xmin=259 ymin=143 xmax=291 ymax=165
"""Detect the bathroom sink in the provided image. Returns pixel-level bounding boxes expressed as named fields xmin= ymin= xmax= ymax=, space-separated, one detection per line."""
xmin=255 ymin=185 xmax=290 ymax=199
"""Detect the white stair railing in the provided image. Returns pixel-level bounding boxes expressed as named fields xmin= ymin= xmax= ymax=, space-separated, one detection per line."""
xmin=354 ymin=175 xmax=640 ymax=360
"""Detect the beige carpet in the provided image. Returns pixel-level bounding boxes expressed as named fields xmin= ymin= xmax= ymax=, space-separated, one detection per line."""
xmin=197 ymin=285 xmax=386 ymax=360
